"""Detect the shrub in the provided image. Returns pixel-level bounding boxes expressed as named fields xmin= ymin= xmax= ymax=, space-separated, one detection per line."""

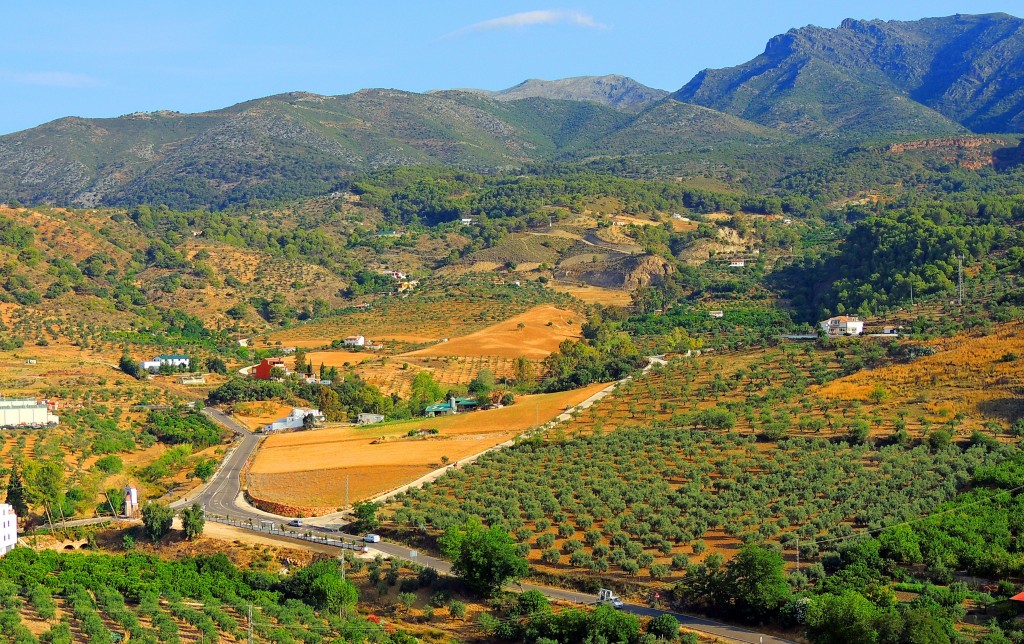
xmin=94 ymin=455 xmax=123 ymax=474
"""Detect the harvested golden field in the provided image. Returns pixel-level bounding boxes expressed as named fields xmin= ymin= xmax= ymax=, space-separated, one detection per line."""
xmin=550 ymin=283 xmax=633 ymax=307
xmin=246 ymin=382 xmax=611 ymax=509
xmin=290 ymin=350 xmax=372 ymax=369
xmin=355 ymin=355 xmax=538 ymax=398
xmin=816 ymin=323 xmax=1024 ymax=422
xmin=400 ymin=305 xmax=580 ymax=360
xmin=611 ymin=214 xmax=659 ymax=226
xmin=670 ymin=218 xmax=698 ymax=232
xmin=269 ymin=279 xmax=572 ymax=345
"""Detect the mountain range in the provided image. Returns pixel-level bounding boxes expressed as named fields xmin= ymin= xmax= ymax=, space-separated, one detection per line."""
xmin=676 ymin=12 xmax=1024 ymax=138
xmin=445 ymin=74 xmax=669 ymax=112
xmin=1 ymin=12 xmax=1023 ymax=209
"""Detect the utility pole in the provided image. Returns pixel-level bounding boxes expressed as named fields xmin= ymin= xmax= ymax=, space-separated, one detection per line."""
xmin=338 ymin=551 xmax=347 ymax=619
xmin=248 ymin=604 xmax=253 ymax=644
xmin=957 ymin=254 xmax=964 ymax=306
xmin=345 ymin=475 xmax=349 ymax=508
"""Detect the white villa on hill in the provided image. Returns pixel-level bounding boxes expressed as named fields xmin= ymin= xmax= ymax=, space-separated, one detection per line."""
xmin=141 ymin=354 xmax=191 ymax=371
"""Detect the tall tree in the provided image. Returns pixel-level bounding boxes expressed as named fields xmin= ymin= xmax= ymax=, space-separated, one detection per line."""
xmin=439 ymin=518 xmax=528 ymax=595
xmin=409 ymin=371 xmax=443 ymax=415
xmin=352 ymin=501 xmax=380 ymax=530
xmin=22 ymin=459 xmax=65 ymax=525
xmin=3 ymin=461 xmax=28 ymax=517
xmin=179 ymin=503 xmax=205 ymax=540
xmin=142 ymin=502 xmax=174 ymax=542
xmin=725 ymin=544 xmax=791 ymax=622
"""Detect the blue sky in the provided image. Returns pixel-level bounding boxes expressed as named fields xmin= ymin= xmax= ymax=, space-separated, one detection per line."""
xmin=1 ymin=1 xmax=1022 ymax=134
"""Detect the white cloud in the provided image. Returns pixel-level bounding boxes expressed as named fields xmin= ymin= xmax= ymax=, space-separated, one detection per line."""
xmin=1 ymin=71 xmax=102 ymax=88
xmin=444 ymin=10 xmax=607 ymax=39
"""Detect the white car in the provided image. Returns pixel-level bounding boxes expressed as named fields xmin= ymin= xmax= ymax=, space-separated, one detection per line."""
xmin=363 ymin=533 xmax=381 ymax=543
xmin=287 ymin=519 xmax=303 ymax=527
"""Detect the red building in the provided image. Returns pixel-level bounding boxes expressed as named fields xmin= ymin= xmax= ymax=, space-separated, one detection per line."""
xmin=252 ymin=358 xmax=287 ymax=380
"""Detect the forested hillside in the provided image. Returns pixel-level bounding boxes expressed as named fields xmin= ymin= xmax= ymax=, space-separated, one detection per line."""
xmin=676 ymin=12 xmax=1024 ymax=138
xmin=2 ymin=13 xmax=1024 ymax=209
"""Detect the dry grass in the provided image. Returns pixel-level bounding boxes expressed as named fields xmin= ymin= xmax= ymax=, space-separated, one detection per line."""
xmin=291 ymin=350 xmax=372 ymax=369
xmin=549 ymin=283 xmax=633 ymax=307
xmin=399 ymin=305 xmax=580 ymax=360
xmin=816 ymin=323 xmax=1024 ymax=423
xmin=270 ymin=293 xmax=546 ymax=345
xmin=246 ymin=382 xmax=611 ymax=508
xmin=355 ymin=355 xmax=538 ymax=398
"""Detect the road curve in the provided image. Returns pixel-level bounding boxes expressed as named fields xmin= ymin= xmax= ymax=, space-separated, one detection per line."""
xmin=171 ymin=408 xmax=263 ymax=519
xmin=196 ymin=393 xmax=795 ymax=644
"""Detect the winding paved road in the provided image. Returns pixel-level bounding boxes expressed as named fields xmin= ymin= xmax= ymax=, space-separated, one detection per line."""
xmin=193 ymin=393 xmax=795 ymax=644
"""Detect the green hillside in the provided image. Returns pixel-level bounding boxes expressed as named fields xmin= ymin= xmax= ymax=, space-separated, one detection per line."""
xmin=675 ymin=13 xmax=1024 ymax=139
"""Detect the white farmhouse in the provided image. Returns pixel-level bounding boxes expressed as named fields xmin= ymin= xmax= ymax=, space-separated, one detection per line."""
xmin=343 ymin=335 xmax=366 ymax=347
xmin=0 ymin=503 xmax=17 ymax=556
xmin=262 ymin=407 xmax=325 ymax=432
xmin=141 ymin=354 xmax=191 ymax=371
xmin=820 ymin=316 xmax=864 ymax=336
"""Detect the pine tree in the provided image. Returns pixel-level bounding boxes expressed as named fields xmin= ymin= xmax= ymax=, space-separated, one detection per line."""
xmin=4 ymin=461 xmax=28 ymax=517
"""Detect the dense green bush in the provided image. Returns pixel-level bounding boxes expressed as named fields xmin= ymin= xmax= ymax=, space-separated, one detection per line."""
xmin=145 ymin=409 xmax=223 ymax=449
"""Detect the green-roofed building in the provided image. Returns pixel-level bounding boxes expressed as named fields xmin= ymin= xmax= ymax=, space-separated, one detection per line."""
xmin=424 ymin=396 xmax=479 ymax=417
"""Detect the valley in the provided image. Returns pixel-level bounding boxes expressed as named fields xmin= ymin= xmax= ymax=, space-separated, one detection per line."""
xmin=1 ymin=9 xmax=1024 ymax=644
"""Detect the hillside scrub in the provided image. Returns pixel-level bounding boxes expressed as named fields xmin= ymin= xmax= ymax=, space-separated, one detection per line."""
xmin=145 ymin=408 xmax=224 ymax=449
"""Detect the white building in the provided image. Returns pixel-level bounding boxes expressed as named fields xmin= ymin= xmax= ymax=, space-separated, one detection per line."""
xmin=262 ymin=407 xmax=325 ymax=432
xmin=342 ymin=335 xmax=365 ymax=347
xmin=0 ymin=398 xmax=59 ymax=428
xmin=141 ymin=354 xmax=191 ymax=371
xmin=728 ymin=259 xmax=746 ymax=268
xmin=356 ymin=413 xmax=385 ymax=425
xmin=123 ymin=486 xmax=139 ymax=519
xmin=0 ymin=503 xmax=17 ymax=556
xmin=820 ymin=316 xmax=864 ymax=336
xmin=709 ymin=310 xmax=725 ymax=319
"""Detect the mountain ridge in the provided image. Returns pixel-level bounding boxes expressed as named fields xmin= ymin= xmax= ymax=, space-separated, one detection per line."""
xmin=674 ymin=12 xmax=1024 ymax=138
xmin=4 ymin=13 xmax=1024 ymax=208
xmin=0 ymin=87 xmax=779 ymax=209
xmin=472 ymin=74 xmax=669 ymax=112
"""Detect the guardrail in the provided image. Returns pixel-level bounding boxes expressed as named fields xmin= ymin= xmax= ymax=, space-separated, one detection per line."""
xmin=203 ymin=512 xmax=369 ymax=552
